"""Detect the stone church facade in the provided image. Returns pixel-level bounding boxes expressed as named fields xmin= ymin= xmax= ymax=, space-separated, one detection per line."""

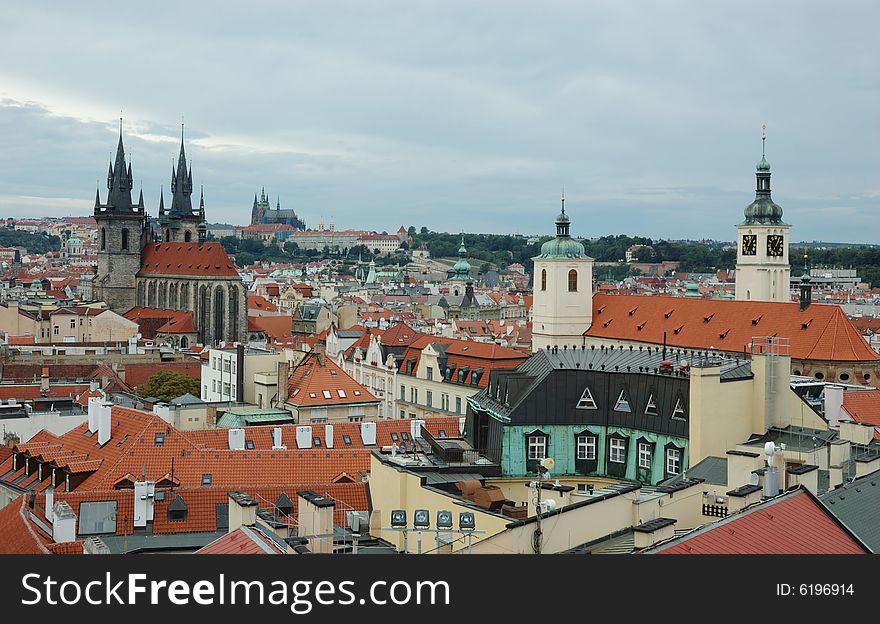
xmin=93 ymin=124 xmax=246 ymax=345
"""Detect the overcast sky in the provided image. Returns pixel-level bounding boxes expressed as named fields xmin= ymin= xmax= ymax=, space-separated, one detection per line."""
xmin=0 ymin=1 xmax=877 ymax=242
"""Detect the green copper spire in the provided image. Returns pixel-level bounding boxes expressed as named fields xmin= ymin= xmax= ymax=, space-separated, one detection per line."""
xmin=535 ymin=193 xmax=587 ymax=259
xmin=743 ymin=125 xmax=785 ymax=225
xmin=450 ymin=233 xmax=472 ymax=281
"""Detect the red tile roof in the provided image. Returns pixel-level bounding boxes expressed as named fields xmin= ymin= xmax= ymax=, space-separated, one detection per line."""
xmin=250 ymin=315 xmax=293 ymax=342
xmin=287 ymin=353 xmax=378 ymax=407
xmin=850 ymin=317 xmax=880 ymax=335
xmin=842 ymin=390 xmax=880 ymax=428
xmin=396 ymin=335 xmax=529 ymax=388
xmin=155 ymin=311 xmax=195 ymax=334
xmin=197 ymin=525 xmax=287 ymax=554
xmin=248 ymin=295 xmax=279 ymax=312
xmin=138 ymin=242 xmax=239 ymax=277
xmin=0 ymin=384 xmax=89 ymax=400
xmin=7 ymin=335 xmax=37 ymax=345
xmin=0 ymin=495 xmax=51 ymax=554
xmin=586 ymin=294 xmax=879 ymax=362
xmin=123 ymin=361 xmax=202 ymax=388
xmin=653 ymin=489 xmax=868 ymax=554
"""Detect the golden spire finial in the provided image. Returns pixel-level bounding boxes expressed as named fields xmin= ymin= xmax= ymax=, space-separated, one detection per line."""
xmin=561 ymin=186 xmax=565 ymax=212
xmin=761 ymin=124 xmax=766 ymax=157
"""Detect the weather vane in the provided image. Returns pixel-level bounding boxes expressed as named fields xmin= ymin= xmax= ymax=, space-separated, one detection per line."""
xmin=561 ymin=186 xmax=565 ymax=211
xmin=761 ymin=124 xmax=766 ymax=157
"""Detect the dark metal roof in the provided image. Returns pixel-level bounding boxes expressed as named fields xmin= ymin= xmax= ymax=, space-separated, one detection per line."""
xmin=820 ymin=472 xmax=880 ymax=553
xmin=660 ymin=456 xmax=728 ymax=488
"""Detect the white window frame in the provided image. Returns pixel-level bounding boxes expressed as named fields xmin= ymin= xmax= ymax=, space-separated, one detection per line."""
xmin=609 ymin=438 xmax=626 ymax=464
xmin=576 ymin=387 xmax=597 ymax=410
xmin=576 ymin=435 xmax=596 ymax=460
xmin=638 ymin=442 xmax=652 ymax=469
xmin=666 ymin=448 xmax=681 ymax=475
xmin=527 ymin=435 xmax=547 ymax=461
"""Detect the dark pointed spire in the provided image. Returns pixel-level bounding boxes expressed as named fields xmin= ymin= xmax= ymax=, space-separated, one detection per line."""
xmin=253 ymin=193 xmax=258 ymax=207
xmin=277 ymin=195 xmax=281 ymax=211
xmin=106 ymin=117 xmax=134 ymax=210
xmin=137 ymin=187 xmax=144 ymax=207
xmin=94 ymin=185 xmax=101 ymax=209
xmin=158 ymin=185 xmax=165 ymax=215
xmin=169 ymin=121 xmax=193 ymax=215
xmin=199 ymin=186 xmax=205 ymax=214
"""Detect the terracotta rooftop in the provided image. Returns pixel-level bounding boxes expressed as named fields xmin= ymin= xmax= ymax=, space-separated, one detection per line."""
xmin=248 ymin=295 xmax=279 ymax=312
xmin=138 ymin=242 xmax=239 ymax=277
xmin=197 ymin=525 xmax=287 ymax=554
xmin=586 ymin=294 xmax=879 ymax=363
xmin=122 ymin=361 xmax=202 ymax=388
xmin=842 ymin=390 xmax=880 ymax=429
xmin=651 ymin=489 xmax=868 ymax=554
xmin=0 ymin=494 xmax=51 ymax=554
xmin=287 ymin=353 xmax=379 ymax=407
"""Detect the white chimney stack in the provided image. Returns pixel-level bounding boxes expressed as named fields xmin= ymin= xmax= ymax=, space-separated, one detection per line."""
xmin=45 ymin=487 xmax=54 ymax=520
xmin=97 ymin=402 xmax=112 ymax=446
xmin=52 ymin=501 xmax=76 ymax=543
xmin=272 ymin=427 xmax=286 ymax=450
xmin=87 ymin=396 xmax=100 ymax=433
xmin=153 ymin=404 xmax=171 ymax=424
xmin=825 ymin=385 xmax=846 ymax=429
xmin=360 ymin=421 xmax=377 ymax=446
xmin=411 ymin=419 xmax=425 ymax=441
xmin=295 ymin=425 xmax=313 ymax=449
xmin=325 ymin=424 xmax=334 ymax=449
xmin=227 ymin=428 xmax=245 ymax=451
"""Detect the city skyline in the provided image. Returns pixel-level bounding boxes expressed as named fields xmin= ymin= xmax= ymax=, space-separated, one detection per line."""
xmin=0 ymin=2 xmax=878 ymax=242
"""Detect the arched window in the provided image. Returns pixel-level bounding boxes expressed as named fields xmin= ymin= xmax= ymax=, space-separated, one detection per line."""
xmin=541 ymin=269 xmax=547 ymax=291
xmin=100 ymin=228 xmax=106 ymax=251
xmin=121 ymin=228 xmax=129 ymax=251
xmin=568 ymin=269 xmax=577 ymax=292
xmin=180 ymin=336 xmax=188 ymax=349
xmin=184 ymin=230 xmax=192 ymax=242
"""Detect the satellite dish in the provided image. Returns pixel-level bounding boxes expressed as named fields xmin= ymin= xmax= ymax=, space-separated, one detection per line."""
xmin=540 ymin=457 xmax=555 ymax=471
xmin=749 ymin=473 xmax=759 ymax=486
xmin=764 ymin=441 xmax=776 ymax=458
xmin=542 ymin=499 xmax=557 ymax=513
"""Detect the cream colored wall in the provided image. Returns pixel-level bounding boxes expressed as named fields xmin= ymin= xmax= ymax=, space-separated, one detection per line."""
xmin=689 ymin=366 xmax=755 ymax=465
xmin=633 ymin=485 xmax=705 ymax=530
xmin=243 ymin=352 xmax=285 ymax=405
xmin=91 ymin=310 xmax=139 ymax=343
xmin=0 ymin=304 xmax=39 ymax=338
xmin=468 ymin=487 xmax=638 ymax=554
xmin=296 ymin=402 xmax=380 ymax=424
xmin=689 ymin=354 xmax=828 ymax=466
xmin=367 ymin=455 xmax=510 ymax=553
xmin=172 ymin=406 xmax=209 ymax=431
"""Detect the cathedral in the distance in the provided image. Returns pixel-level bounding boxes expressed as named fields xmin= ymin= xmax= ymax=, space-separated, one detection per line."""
xmin=250 ymin=188 xmax=305 ymax=229
xmin=92 ymin=122 xmax=246 ymax=345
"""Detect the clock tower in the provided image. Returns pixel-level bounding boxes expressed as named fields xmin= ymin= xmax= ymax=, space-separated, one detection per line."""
xmin=735 ymin=129 xmax=790 ymax=302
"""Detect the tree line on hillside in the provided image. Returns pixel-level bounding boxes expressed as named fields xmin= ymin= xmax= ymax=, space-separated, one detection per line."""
xmin=0 ymin=228 xmax=61 ymax=255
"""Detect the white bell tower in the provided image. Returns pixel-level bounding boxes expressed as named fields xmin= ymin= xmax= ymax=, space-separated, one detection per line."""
xmin=531 ymin=195 xmax=594 ymax=352
xmin=735 ymin=127 xmax=790 ymax=302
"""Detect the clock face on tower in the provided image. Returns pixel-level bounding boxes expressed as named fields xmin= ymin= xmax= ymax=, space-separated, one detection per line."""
xmin=767 ymin=235 xmax=785 ymax=257
xmin=741 ymin=234 xmax=757 ymax=256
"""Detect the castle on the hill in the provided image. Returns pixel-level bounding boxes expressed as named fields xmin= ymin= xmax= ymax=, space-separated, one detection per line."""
xmin=250 ymin=188 xmax=305 ymax=229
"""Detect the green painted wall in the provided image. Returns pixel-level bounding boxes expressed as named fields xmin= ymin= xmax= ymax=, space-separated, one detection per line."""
xmin=501 ymin=422 xmax=688 ymax=484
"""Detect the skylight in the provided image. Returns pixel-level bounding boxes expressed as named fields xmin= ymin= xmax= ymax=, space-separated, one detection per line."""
xmin=322 ymin=390 xmax=332 ymax=399
xmin=337 ymin=389 xmax=347 ymax=398
xmin=154 ymin=433 xmax=165 ymax=446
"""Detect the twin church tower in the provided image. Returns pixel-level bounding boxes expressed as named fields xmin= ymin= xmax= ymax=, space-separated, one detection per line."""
xmin=532 ymin=135 xmax=791 ymax=351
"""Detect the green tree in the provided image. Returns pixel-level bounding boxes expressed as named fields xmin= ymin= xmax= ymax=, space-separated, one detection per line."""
xmin=135 ymin=370 xmax=200 ymax=402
